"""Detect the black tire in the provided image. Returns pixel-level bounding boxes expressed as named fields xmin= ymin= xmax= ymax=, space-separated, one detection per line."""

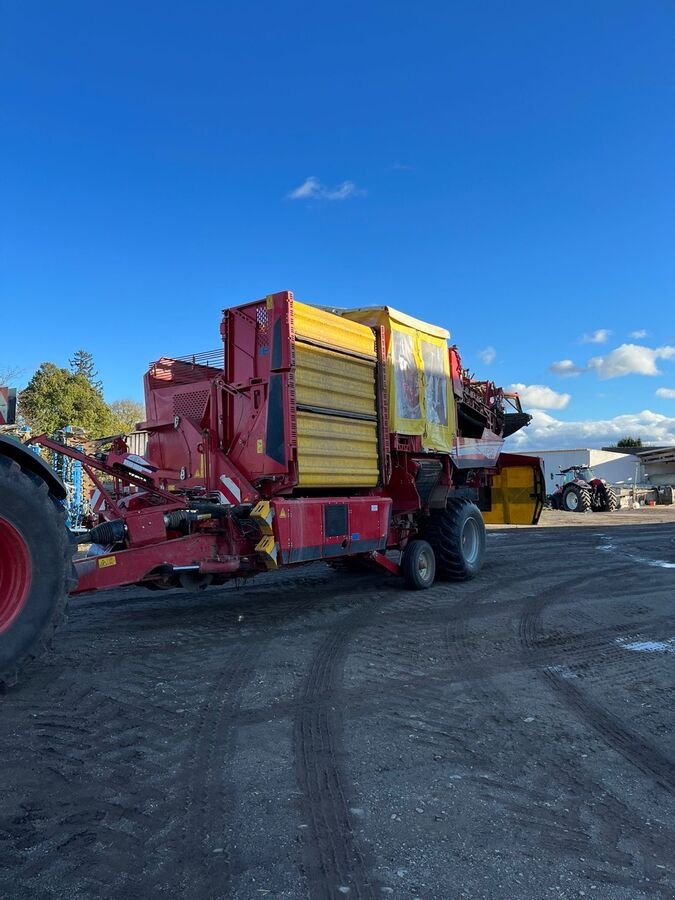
xmin=421 ymin=498 xmax=486 ymax=581
xmin=401 ymin=539 xmax=436 ymax=590
xmin=0 ymin=455 xmax=76 ymax=686
xmin=549 ymin=493 xmax=562 ymax=511
xmin=561 ymin=484 xmax=591 ymax=513
xmin=600 ymin=483 xmax=619 ymax=511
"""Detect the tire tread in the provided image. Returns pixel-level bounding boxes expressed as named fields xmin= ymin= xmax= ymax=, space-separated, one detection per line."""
xmin=422 ymin=498 xmax=486 ymax=581
xmin=0 ymin=454 xmax=74 ymax=687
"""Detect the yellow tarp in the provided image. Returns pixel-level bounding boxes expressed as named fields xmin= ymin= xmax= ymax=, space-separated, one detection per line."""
xmin=339 ymin=306 xmax=456 ymax=453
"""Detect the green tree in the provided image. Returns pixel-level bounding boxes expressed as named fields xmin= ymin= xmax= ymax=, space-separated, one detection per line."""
xmin=108 ymin=399 xmax=145 ymax=434
xmin=69 ymin=350 xmax=102 ymax=392
xmin=616 ymin=436 xmax=643 ymax=448
xmin=19 ymin=363 xmax=114 ymax=437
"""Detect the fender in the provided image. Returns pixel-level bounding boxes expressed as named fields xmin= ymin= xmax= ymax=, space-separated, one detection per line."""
xmin=0 ymin=435 xmax=67 ymax=501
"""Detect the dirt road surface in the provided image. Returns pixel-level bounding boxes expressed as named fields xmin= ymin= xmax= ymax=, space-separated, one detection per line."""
xmin=1 ymin=508 xmax=674 ymax=899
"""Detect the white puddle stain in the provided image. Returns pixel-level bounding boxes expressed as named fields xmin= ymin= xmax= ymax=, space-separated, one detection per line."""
xmin=546 ymin=663 xmax=578 ymax=679
xmin=616 ymin=637 xmax=675 ymax=654
xmin=595 ymin=535 xmax=675 ymax=567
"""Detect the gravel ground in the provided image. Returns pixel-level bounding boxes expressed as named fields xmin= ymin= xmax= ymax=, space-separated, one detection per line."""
xmin=1 ymin=507 xmax=674 ymax=899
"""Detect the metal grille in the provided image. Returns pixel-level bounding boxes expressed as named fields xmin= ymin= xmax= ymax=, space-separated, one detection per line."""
xmin=256 ymin=306 xmax=269 ymax=350
xmin=287 ymin=298 xmax=297 ymax=444
xmin=173 ymin=390 xmax=209 ymax=422
xmin=288 ymin=370 xmax=298 ymax=444
xmin=148 ymin=351 xmax=223 ymax=389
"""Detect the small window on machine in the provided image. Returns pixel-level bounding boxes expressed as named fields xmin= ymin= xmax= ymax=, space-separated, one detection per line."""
xmin=324 ymin=504 xmax=348 ymax=537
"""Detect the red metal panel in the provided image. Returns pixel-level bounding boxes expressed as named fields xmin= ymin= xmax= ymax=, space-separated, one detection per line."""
xmin=124 ymin=509 xmax=169 ymax=548
xmin=449 ymin=346 xmax=464 ymax=399
xmin=270 ymin=497 xmax=391 ymax=564
xmin=219 ymin=291 xmax=297 ymax=490
xmin=0 ymin=387 xmax=17 ymax=425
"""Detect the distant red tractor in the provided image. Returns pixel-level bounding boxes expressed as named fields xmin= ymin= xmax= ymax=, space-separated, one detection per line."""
xmin=550 ymin=465 xmax=619 ymax=513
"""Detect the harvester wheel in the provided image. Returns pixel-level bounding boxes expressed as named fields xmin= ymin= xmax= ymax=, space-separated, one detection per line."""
xmin=561 ymin=485 xmax=591 ymax=513
xmin=422 ymin=498 xmax=486 ymax=580
xmin=0 ymin=456 xmax=75 ymax=686
xmin=401 ymin=539 xmax=436 ymax=590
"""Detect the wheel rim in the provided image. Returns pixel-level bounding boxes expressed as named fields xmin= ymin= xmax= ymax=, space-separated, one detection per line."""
xmin=417 ymin=549 xmax=432 ymax=581
xmin=566 ymin=492 xmax=578 ymax=510
xmin=0 ymin=516 xmax=32 ymax=633
xmin=461 ymin=517 xmax=480 ymax=564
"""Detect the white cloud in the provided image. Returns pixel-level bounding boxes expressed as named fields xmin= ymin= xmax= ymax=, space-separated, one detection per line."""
xmin=587 ymin=343 xmax=675 ymax=379
xmin=580 ymin=329 xmax=611 ymax=344
xmin=508 ymin=383 xmax=571 ymax=410
xmin=477 ymin=346 xmax=496 ymax=365
xmin=630 ymin=329 xmax=647 ymax=339
xmin=549 ymin=359 xmax=585 ymax=377
xmin=507 ymin=409 xmax=675 ymax=451
xmin=656 ymin=387 xmax=675 ymax=399
xmin=287 ymin=176 xmax=365 ymax=201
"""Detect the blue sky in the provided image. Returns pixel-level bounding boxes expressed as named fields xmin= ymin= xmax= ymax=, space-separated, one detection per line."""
xmin=2 ymin=1 xmax=675 ymax=447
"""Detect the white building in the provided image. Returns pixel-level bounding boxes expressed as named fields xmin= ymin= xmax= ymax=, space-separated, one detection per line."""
xmin=515 ymin=448 xmax=641 ymax=494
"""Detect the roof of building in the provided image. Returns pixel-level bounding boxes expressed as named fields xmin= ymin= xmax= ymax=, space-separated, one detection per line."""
xmin=602 ymin=445 xmax=675 ymax=464
xmin=519 ymin=448 xmax=636 ymax=456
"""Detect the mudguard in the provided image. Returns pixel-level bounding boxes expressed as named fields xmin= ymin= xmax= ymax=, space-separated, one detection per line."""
xmin=0 ymin=435 xmax=67 ymax=501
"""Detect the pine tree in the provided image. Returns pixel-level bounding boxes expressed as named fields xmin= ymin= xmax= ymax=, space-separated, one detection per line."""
xmin=20 ymin=363 xmax=114 ymax=437
xmin=69 ymin=350 xmax=102 ymax=393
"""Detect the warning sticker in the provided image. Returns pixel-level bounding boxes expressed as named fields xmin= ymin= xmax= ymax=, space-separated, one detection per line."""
xmin=98 ymin=556 xmax=117 ymax=569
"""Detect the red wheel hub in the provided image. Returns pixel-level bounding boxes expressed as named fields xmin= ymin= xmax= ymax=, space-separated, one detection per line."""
xmin=0 ymin=516 xmax=32 ymax=633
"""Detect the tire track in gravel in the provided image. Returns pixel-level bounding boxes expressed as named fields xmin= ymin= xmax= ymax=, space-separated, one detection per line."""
xmin=438 ymin=560 xmax=675 ymax=889
xmin=290 ymin=562 xmax=552 ymax=900
xmin=519 ymin=579 xmax=675 ymax=794
xmin=0 ymin=633 xmax=264 ymax=898
xmin=178 ymin=645 xmax=264 ymax=899
xmin=0 ymin=674 xmax=183 ymax=897
xmin=61 ymin=572 xmax=395 ymax=667
xmin=514 ymin=559 xmax=675 ymax=893
xmin=226 ymin=602 xmax=675 ymax=730
xmin=293 ymin=595 xmax=389 ymax=900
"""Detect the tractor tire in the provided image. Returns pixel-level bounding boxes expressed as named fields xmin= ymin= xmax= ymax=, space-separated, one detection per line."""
xmin=549 ymin=493 xmax=562 ymax=510
xmin=401 ymin=539 xmax=436 ymax=590
xmin=0 ymin=455 xmax=76 ymax=686
xmin=421 ymin=498 xmax=486 ymax=580
xmin=561 ymin=484 xmax=592 ymax=513
xmin=593 ymin=483 xmax=619 ymax=512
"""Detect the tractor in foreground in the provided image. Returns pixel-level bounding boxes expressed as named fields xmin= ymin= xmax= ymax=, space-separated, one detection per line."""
xmin=549 ymin=465 xmax=619 ymax=512
xmin=1 ymin=291 xmax=544 ymax=684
